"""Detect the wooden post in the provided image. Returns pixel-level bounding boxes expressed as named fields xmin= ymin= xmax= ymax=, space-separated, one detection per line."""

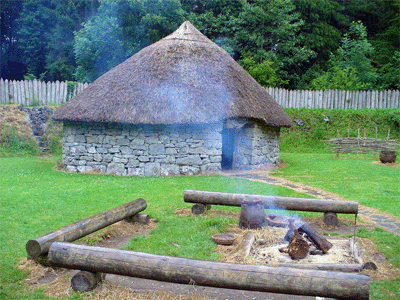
xmin=184 ymin=190 xmax=359 ymax=214
xmin=48 ymin=242 xmax=370 ymax=299
xmin=71 ymin=271 xmax=103 ymax=292
xmin=125 ymin=213 xmax=150 ymax=225
xmin=26 ymin=198 xmax=147 ymax=259
xmin=323 ymin=212 xmax=339 ymax=226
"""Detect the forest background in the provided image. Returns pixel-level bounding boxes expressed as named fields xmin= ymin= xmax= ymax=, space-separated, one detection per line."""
xmin=1 ymin=0 xmax=399 ymax=91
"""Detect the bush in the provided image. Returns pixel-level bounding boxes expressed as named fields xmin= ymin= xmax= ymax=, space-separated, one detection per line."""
xmin=44 ymin=119 xmax=63 ymax=155
xmin=0 ymin=123 xmax=39 ymax=156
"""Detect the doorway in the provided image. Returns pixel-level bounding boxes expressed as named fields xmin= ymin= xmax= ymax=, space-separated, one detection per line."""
xmin=221 ymin=127 xmax=236 ymax=170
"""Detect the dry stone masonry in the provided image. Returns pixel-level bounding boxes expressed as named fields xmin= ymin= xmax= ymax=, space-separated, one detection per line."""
xmin=62 ymin=120 xmax=280 ymax=176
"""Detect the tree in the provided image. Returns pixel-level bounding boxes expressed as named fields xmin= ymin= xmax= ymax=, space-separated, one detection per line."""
xmin=16 ymin=0 xmax=56 ymax=79
xmin=239 ymin=54 xmax=288 ymax=87
xmin=74 ymin=0 xmax=185 ymax=82
xmin=1 ymin=0 xmax=25 ymax=79
xmin=234 ymin=0 xmax=315 ymax=88
xmin=46 ymin=0 xmax=99 ymax=81
xmin=293 ymin=0 xmax=347 ymax=65
xmin=309 ymin=21 xmax=377 ymax=90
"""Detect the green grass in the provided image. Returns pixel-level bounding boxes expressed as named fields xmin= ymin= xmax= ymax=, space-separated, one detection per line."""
xmin=0 ymin=155 xmax=309 ymax=299
xmin=1 ymin=154 xmax=399 ymax=299
xmin=273 ymin=153 xmax=400 ymax=218
xmin=357 ymin=227 xmax=400 ymax=268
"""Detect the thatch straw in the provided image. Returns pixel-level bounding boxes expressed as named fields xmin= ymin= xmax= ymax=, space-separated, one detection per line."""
xmin=52 ymin=21 xmax=293 ymax=128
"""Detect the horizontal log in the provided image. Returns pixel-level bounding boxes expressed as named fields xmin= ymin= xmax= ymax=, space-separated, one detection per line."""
xmin=48 ymin=242 xmax=370 ymax=299
xmin=184 ymin=190 xmax=358 ymax=214
xmin=26 ymin=198 xmax=147 ymax=259
xmin=275 ymin=263 xmax=363 ymax=273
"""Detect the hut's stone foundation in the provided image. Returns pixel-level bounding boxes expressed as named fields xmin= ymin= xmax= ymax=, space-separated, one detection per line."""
xmin=62 ymin=120 xmax=280 ymax=176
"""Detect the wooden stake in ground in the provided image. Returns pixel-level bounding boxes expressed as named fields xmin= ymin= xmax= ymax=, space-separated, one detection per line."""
xmin=26 ymin=198 xmax=147 ymax=259
xmin=71 ymin=271 xmax=103 ymax=292
xmin=48 ymin=242 xmax=370 ymax=300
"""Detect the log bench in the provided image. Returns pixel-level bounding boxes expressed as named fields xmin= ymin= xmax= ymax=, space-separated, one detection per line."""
xmin=26 ymin=198 xmax=147 ymax=259
xmin=48 ymin=242 xmax=370 ymax=299
xmin=184 ymin=190 xmax=359 ymax=226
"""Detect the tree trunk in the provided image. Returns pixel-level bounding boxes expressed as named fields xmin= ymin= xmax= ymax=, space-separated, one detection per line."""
xmin=184 ymin=190 xmax=358 ymax=214
xmin=48 ymin=242 xmax=370 ymax=299
xmin=26 ymin=198 xmax=147 ymax=259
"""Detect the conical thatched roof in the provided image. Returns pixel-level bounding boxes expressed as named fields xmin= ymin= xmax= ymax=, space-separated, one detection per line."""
xmin=52 ymin=21 xmax=293 ymax=127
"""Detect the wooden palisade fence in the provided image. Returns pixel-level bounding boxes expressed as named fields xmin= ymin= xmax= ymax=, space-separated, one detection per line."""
xmin=267 ymin=87 xmax=400 ymax=109
xmin=0 ymin=78 xmax=88 ymax=106
xmin=1 ymin=78 xmax=399 ymax=109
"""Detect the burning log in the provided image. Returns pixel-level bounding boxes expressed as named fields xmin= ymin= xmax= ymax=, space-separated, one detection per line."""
xmin=26 ymin=198 xmax=147 ymax=259
xmin=287 ymin=229 xmax=309 ymax=260
xmin=184 ymin=190 xmax=358 ymax=214
xmin=49 ymin=242 xmax=370 ymax=299
xmin=298 ymin=222 xmax=333 ymax=254
xmin=282 ymin=219 xmax=333 ymax=256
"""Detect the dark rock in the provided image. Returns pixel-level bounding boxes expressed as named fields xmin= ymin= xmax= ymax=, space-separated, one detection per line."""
xmin=295 ymin=119 xmax=305 ymax=126
xmin=18 ymin=106 xmax=53 ymax=150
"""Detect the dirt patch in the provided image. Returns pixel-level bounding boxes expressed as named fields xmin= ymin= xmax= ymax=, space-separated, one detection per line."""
xmin=0 ymin=105 xmax=34 ymax=141
xmin=214 ymin=223 xmax=400 ymax=281
xmin=372 ymin=160 xmax=399 ymax=167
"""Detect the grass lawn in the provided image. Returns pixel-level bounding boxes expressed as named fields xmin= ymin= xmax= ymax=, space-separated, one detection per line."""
xmin=274 ymin=153 xmax=400 ymax=218
xmin=0 ymin=155 xmax=309 ymax=299
xmin=1 ymin=154 xmax=399 ymax=299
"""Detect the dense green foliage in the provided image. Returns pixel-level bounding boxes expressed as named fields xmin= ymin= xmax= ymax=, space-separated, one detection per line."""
xmin=280 ymin=108 xmax=400 ymax=153
xmin=1 ymin=0 xmax=399 ymax=89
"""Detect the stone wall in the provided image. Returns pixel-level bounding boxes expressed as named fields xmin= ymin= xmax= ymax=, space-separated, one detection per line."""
xmin=229 ymin=121 xmax=280 ymax=170
xmin=62 ymin=122 xmax=223 ymax=176
xmin=62 ymin=120 xmax=280 ymax=176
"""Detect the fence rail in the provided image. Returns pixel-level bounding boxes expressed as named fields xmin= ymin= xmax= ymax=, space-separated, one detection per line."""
xmin=0 ymin=78 xmax=399 ymax=109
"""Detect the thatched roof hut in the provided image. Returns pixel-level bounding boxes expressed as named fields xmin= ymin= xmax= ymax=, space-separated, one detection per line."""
xmin=53 ymin=21 xmax=293 ymax=176
xmin=52 ymin=21 xmax=292 ymax=128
